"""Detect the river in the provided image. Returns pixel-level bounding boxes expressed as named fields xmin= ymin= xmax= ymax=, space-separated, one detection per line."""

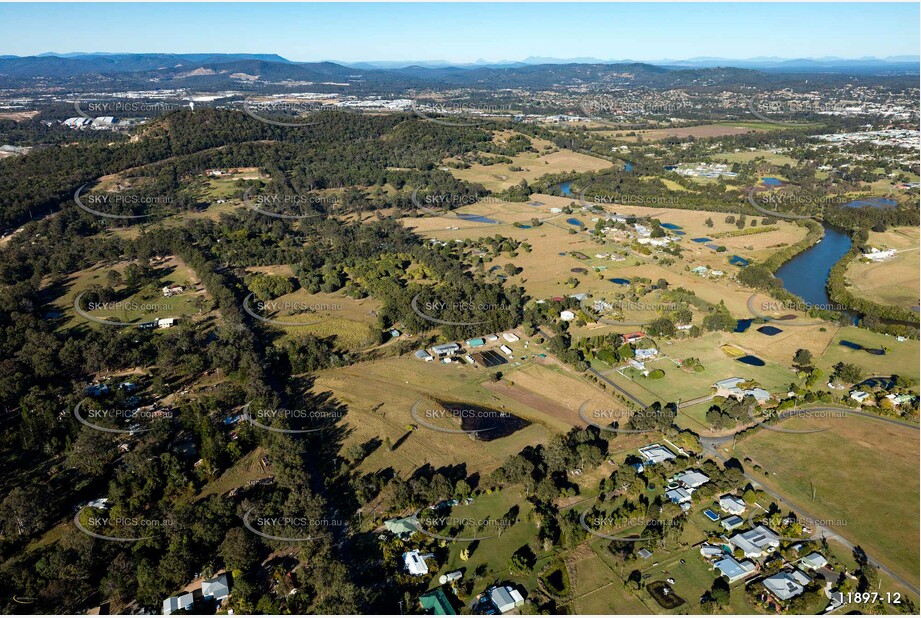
xmin=774 ymin=224 xmax=851 ymax=310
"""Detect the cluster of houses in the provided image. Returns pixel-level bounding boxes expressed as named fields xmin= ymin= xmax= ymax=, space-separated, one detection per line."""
xmin=699 ymin=496 xmax=831 ymax=607
xmin=162 ymin=285 xmax=184 ymax=297
xmin=415 ymin=332 xmax=521 ymax=367
xmin=162 ymin=573 xmax=230 ymax=615
xmin=664 ymin=469 xmax=711 ymax=511
xmin=62 ymin=116 xmax=122 ymax=129
xmin=138 ymin=317 xmax=179 ymax=329
xmin=849 ymin=389 xmax=914 ymax=406
xmin=861 ymin=247 xmax=897 ymax=262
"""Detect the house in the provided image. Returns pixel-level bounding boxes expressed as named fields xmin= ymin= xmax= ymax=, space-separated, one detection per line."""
xmin=162 ymin=592 xmax=194 ymax=615
xmin=569 ymin=293 xmax=587 ymax=301
xmin=419 ymin=588 xmax=456 ymax=615
xmin=85 ymin=383 xmax=111 ymax=397
xmin=487 ymin=585 xmax=524 ymax=613
xmin=801 ymin=552 xmax=828 ymax=570
xmin=403 ymin=550 xmax=430 ymax=576
xmin=385 ymin=517 xmax=419 ymax=538
xmin=849 ymin=390 xmax=871 ymax=404
xmin=714 ymin=556 xmax=757 ymax=583
xmin=560 ymin=310 xmax=576 ymax=321
xmin=634 ymin=348 xmax=658 ymax=360
xmin=666 ymin=487 xmax=692 ymax=504
xmin=637 ymin=548 xmax=653 ymax=560
xmin=623 ymin=331 xmax=646 ymax=344
xmin=431 ymin=343 xmax=461 ymax=357
xmin=762 ymin=570 xmax=811 ymax=602
xmin=730 ymin=525 xmax=780 ymax=558
xmin=389 ymin=328 xmax=402 ymax=338
xmin=862 ymin=247 xmax=897 ymax=262
xmin=691 ymin=266 xmax=709 ymax=276
xmin=415 ymin=350 xmax=434 ymax=362
xmin=502 ymin=332 xmax=520 ymax=342
xmin=710 ymin=270 xmax=725 ymax=277
xmin=722 ymin=515 xmax=744 ymax=531
xmin=675 ymin=470 xmax=709 ymax=489
xmin=486 ymin=334 xmax=499 ymax=342
xmin=162 ymin=285 xmax=184 ymax=297
xmin=628 ymin=359 xmax=645 ymax=370
xmin=202 ymin=574 xmax=230 ymax=601
xmin=719 ymin=494 xmax=747 ymax=515
xmin=157 ymin=317 xmax=178 ymax=329
xmin=500 ymin=345 xmax=513 ymax=355
xmin=714 ymin=377 xmax=771 ymax=402
xmin=885 ymin=393 xmax=915 ymax=405
xmin=638 ymin=443 xmax=676 ymax=464
xmin=466 ymin=338 xmax=486 ymax=348
xmin=700 ymin=544 xmax=723 ymax=559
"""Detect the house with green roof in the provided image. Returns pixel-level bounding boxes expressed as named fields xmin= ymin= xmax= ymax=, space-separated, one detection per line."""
xmin=419 ymin=588 xmax=456 ymax=615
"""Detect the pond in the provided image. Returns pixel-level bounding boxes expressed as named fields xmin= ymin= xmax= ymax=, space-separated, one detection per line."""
xmin=609 ymin=278 xmax=631 ymax=285
xmin=456 ymin=213 xmax=497 ymax=224
xmin=691 ymin=237 xmax=712 ymax=243
xmin=559 ymin=181 xmax=573 ymax=196
xmin=757 ymin=325 xmax=782 ymax=336
xmin=660 ymin=223 xmax=682 ymax=230
xmin=736 ymin=355 xmax=766 ymax=366
xmin=762 ymin=177 xmax=783 ymax=186
xmin=845 ymin=197 xmax=896 ymax=209
xmin=567 ymin=218 xmax=584 ymax=227
xmin=729 ymin=255 xmax=749 ymax=266
xmin=734 ymin=319 xmax=753 ymax=333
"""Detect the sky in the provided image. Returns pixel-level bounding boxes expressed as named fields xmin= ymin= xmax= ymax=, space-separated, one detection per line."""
xmin=1 ymin=2 xmax=918 ymax=63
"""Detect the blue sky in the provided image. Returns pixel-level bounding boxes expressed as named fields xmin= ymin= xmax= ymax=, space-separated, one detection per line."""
xmin=2 ymin=2 xmax=918 ymax=62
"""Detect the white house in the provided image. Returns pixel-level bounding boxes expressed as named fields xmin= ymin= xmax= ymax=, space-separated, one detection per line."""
xmin=415 ymin=350 xmax=434 ymax=362
xmin=634 ymin=348 xmax=658 ymax=360
xmin=730 ymin=525 xmax=781 ymax=558
xmin=202 ymin=574 xmax=230 ymax=601
xmin=488 ymin=585 xmax=525 ymax=614
xmin=801 ymin=552 xmax=828 ymax=570
xmin=721 ymin=515 xmax=745 ymax=531
xmin=714 ymin=556 xmax=757 ymax=583
xmin=500 ymin=345 xmax=513 ymax=355
xmin=639 ymin=443 xmax=676 ymax=464
xmin=675 ymin=470 xmax=710 ymax=489
xmin=762 ymin=570 xmax=812 ymax=601
xmin=502 ymin=332 xmax=520 ymax=342
xmin=163 ymin=592 xmax=194 ymax=615
xmin=157 ymin=317 xmax=178 ymax=329
xmin=403 ymin=550 xmax=429 ymax=576
xmin=560 ymin=310 xmax=576 ymax=321
xmin=666 ymin=487 xmax=692 ymax=504
xmin=849 ymin=390 xmax=872 ymax=404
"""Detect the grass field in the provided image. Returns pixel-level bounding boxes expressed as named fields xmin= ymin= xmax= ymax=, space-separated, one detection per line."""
xmin=448 ymin=134 xmax=613 ymax=192
xmin=729 ymin=414 xmax=920 ymax=586
xmin=47 ymin=256 xmax=211 ymax=329
xmin=598 ymin=122 xmax=782 ymax=143
xmin=845 ymin=226 xmax=920 ymax=310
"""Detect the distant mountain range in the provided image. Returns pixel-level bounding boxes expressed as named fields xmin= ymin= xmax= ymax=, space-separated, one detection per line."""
xmin=0 ymin=52 xmax=916 ymax=92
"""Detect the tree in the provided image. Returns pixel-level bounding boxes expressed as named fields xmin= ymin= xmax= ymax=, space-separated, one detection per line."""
xmin=705 ymin=217 xmax=714 ymax=228
xmin=220 ymin=527 xmax=262 ymax=573
xmin=793 ymin=348 xmax=813 ymax=369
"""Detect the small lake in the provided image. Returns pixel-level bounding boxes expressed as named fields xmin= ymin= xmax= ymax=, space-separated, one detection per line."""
xmin=609 ymin=278 xmax=631 ymax=285
xmin=845 ymin=197 xmax=896 ymax=209
xmin=559 ymin=181 xmax=573 ymax=196
xmin=624 ymin=162 xmax=634 ymax=172
xmin=762 ymin=177 xmax=783 ymax=186
xmin=737 ymin=355 xmax=766 ymax=366
xmin=567 ymin=218 xmax=584 ymax=227
xmin=691 ymin=237 xmax=712 ymax=243
xmin=734 ymin=319 xmax=753 ymax=333
xmin=660 ymin=223 xmax=682 ymax=230
xmin=775 ymin=224 xmax=852 ymax=310
xmin=456 ymin=213 xmax=497 ymax=224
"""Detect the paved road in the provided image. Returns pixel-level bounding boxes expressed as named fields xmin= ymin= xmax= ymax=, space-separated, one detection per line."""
xmin=701 ymin=407 xmax=920 ymax=597
xmin=587 ymin=367 xmax=647 ymax=408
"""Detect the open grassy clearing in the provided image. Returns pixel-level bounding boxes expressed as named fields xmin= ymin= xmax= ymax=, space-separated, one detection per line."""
xmin=845 ymin=226 xmax=920 ymax=310
xmin=311 ymin=348 xmax=608 ymax=477
xmin=45 ymin=256 xmax=212 ymax=329
xmin=729 ymin=414 xmax=920 ymax=586
xmin=598 ymin=122 xmax=776 ymax=142
xmin=814 ymin=326 xmax=920 ymax=381
xmin=447 ymin=135 xmax=613 ymax=192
